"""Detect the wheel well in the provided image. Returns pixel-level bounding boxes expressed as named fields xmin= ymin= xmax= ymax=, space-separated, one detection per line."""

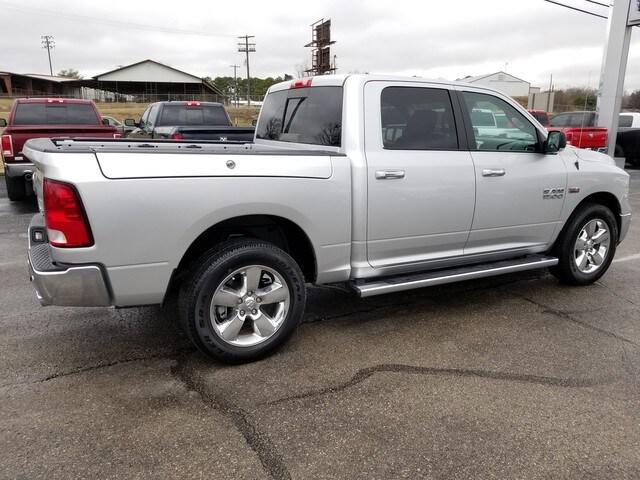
xmin=174 ymin=215 xmax=317 ymax=284
xmin=572 ymin=191 xmax=621 ymax=232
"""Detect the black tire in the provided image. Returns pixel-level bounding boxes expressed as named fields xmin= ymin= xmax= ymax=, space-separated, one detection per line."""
xmin=550 ymin=203 xmax=618 ymax=285
xmin=5 ymin=175 xmax=26 ymax=201
xmin=178 ymin=238 xmax=306 ymax=363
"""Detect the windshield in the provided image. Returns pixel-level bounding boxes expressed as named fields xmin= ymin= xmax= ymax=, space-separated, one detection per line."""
xmin=157 ymin=104 xmax=231 ymax=126
xmin=13 ymin=103 xmax=98 ymax=125
xmin=256 ymin=86 xmax=343 ymax=147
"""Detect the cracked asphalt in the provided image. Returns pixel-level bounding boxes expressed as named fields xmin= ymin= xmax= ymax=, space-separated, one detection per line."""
xmin=1 ymin=169 xmax=639 ymax=479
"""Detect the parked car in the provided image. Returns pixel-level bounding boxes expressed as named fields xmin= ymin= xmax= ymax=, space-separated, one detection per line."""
xmin=126 ymin=101 xmax=255 ymax=142
xmin=548 ymin=111 xmax=608 ymax=151
xmin=0 ymin=98 xmax=120 ymax=201
xmin=24 ymin=75 xmax=631 ymax=363
xmin=528 ymin=109 xmax=550 ymax=127
xmin=615 ymin=112 xmax=640 ymax=166
xmin=102 ymin=115 xmax=135 ymax=137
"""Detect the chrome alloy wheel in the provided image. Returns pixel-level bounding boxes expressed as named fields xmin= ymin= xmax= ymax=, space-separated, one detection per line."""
xmin=573 ymin=219 xmax=611 ymax=274
xmin=209 ymin=265 xmax=290 ymax=347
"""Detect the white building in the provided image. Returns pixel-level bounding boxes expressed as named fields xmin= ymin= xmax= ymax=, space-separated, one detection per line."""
xmin=460 ymin=71 xmax=531 ymax=97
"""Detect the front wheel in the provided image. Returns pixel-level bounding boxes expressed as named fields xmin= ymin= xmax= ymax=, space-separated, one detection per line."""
xmin=550 ymin=203 xmax=618 ymax=285
xmin=178 ymin=239 xmax=306 ymax=363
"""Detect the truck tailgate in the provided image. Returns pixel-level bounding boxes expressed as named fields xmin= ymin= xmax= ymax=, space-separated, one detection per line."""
xmin=564 ymin=127 xmax=608 ymax=149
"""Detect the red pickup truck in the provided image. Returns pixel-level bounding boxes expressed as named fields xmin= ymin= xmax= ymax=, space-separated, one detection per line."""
xmin=0 ymin=98 xmax=120 ymax=201
xmin=547 ymin=110 xmax=608 ymax=152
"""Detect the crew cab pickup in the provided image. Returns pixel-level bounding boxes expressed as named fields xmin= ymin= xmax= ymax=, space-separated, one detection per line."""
xmin=548 ymin=111 xmax=608 ymax=151
xmin=23 ymin=75 xmax=631 ymax=363
xmin=126 ymin=101 xmax=255 ymax=142
xmin=0 ymin=98 xmax=120 ymax=201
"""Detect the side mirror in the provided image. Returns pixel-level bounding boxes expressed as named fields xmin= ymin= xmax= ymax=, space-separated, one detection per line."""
xmin=0 ymin=118 xmax=7 ymax=128
xmin=102 ymin=118 xmax=110 ymax=126
xmin=251 ymin=119 xmax=257 ymax=126
xmin=124 ymin=118 xmax=136 ymax=127
xmin=543 ymin=130 xmax=567 ymax=154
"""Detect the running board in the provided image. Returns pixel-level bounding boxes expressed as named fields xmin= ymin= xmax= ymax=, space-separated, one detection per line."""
xmin=352 ymin=255 xmax=558 ymax=298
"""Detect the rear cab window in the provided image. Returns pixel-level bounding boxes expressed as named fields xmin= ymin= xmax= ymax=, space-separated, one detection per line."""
xmin=619 ymin=114 xmax=633 ymax=128
xmin=13 ymin=103 xmax=99 ymax=125
xmin=256 ymin=86 xmax=343 ymax=147
xmin=157 ymin=104 xmax=231 ymax=126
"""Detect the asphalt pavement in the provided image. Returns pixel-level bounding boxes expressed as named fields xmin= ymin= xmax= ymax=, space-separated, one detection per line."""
xmin=1 ymin=170 xmax=639 ymax=479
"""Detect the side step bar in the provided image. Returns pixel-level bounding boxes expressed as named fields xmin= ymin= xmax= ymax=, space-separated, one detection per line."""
xmin=352 ymin=255 xmax=558 ymax=298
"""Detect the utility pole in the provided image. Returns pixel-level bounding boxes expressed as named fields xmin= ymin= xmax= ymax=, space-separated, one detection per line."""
xmin=237 ymin=35 xmax=255 ymax=106
xmin=230 ymin=64 xmax=240 ymax=108
xmin=41 ymin=35 xmax=55 ymax=76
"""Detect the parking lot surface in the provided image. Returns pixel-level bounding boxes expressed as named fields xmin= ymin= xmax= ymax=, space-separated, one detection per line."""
xmin=1 ymin=170 xmax=639 ymax=479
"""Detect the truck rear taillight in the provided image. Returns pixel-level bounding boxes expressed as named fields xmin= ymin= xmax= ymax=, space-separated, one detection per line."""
xmin=170 ymin=132 xmax=184 ymax=140
xmin=291 ymin=78 xmax=313 ymax=89
xmin=113 ymin=133 xmax=122 ymax=139
xmin=43 ymin=179 xmax=93 ymax=248
xmin=1 ymin=134 xmax=13 ymax=157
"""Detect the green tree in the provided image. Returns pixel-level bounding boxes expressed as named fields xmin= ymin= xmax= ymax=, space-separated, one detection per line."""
xmin=57 ymin=68 xmax=82 ymax=79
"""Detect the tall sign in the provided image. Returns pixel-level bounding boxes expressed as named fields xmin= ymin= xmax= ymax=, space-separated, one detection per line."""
xmin=304 ymin=19 xmax=336 ymax=76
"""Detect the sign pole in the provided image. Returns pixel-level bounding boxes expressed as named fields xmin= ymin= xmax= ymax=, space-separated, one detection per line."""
xmin=596 ymin=0 xmax=633 ymax=157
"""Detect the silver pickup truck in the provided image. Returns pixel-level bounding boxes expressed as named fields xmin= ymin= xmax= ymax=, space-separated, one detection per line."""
xmin=23 ymin=74 xmax=631 ymax=362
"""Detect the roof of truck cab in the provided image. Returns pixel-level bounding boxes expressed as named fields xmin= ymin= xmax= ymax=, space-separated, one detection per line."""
xmin=266 ymin=74 xmax=517 ymax=95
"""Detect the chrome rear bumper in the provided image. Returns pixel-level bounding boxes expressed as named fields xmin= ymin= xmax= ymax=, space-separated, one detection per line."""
xmin=28 ymin=215 xmax=111 ymax=307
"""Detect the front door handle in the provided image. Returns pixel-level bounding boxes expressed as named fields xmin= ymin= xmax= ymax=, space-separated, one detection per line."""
xmin=375 ymin=169 xmax=406 ymax=180
xmin=482 ymin=168 xmax=506 ymax=177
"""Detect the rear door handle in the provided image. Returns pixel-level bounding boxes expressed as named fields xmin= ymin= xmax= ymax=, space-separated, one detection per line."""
xmin=482 ymin=168 xmax=506 ymax=177
xmin=375 ymin=169 xmax=406 ymax=180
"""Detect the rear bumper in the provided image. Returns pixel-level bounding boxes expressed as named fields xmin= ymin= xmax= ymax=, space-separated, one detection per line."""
xmin=27 ymin=215 xmax=111 ymax=307
xmin=4 ymin=161 xmax=35 ymax=178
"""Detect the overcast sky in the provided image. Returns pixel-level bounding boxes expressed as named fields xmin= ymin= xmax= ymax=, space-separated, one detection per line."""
xmin=3 ymin=0 xmax=640 ymax=90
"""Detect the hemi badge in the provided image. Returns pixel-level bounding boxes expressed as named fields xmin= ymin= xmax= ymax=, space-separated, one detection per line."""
xmin=568 ymin=187 xmax=580 ymax=194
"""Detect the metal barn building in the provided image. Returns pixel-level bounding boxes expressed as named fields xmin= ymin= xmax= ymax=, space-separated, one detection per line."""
xmin=460 ymin=71 xmax=531 ymax=98
xmin=81 ymin=59 xmax=224 ymax=102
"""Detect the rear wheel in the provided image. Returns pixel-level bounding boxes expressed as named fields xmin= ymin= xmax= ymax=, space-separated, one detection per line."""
xmin=178 ymin=239 xmax=306 ymax=363
xmin=550 ymin=203 xmax=618 ymax=285
xmin=5 ymin=175 xmax=26 ymax=201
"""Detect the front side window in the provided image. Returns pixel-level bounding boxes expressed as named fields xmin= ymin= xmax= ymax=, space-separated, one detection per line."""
xmin=463 ymin=92 xmax=538 ymax=152
xmin=380 ymin=87 xmax=458 ymax=150
xmin=256 ymin=86 xmax=342 ymax=147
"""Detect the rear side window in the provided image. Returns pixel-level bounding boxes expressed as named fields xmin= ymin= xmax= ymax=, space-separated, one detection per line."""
xmin=381 ymin=87 xmax=458 ymax=150
xmin=619 ymin=114 xmax=633 ymax=128
xmin=157 ymin=104 xmax=231 ymax=126
xmin=13 ymin=103 xmax=98 ymax=125
xmin=256 ymin=87 xmax=342 ymax=147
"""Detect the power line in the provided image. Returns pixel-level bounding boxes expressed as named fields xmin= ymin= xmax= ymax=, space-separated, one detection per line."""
xmin=41 ymin=35 xmax=54 ymax=76
xmin=238 ymin=35 xmax=256 ymax=107
xmin=1 ymin=1 xmax=234 ymax=38
xmin=543 ymin=0 xmax=608 ymax=18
